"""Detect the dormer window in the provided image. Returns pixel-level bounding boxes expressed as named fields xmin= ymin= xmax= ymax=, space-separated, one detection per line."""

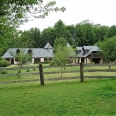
xmin=16 ymin=48 xmax=20 ymax=54
xmin=28 ymin=49 xmax=32 ymax=56
xmin=28 ymin=49 xmax=32 ymax=54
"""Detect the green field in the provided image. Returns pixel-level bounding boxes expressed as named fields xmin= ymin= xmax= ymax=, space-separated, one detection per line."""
xmin=0 ymin=79 xmax=116 ymax=116
xmin=0 ymin=65 xmax=116 ymax=115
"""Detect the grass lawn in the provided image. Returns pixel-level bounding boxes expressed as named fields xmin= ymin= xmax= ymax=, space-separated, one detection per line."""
xmin=0 ymin=79 xmax=116 ymax=116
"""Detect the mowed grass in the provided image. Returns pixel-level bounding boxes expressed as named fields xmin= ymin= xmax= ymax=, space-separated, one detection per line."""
xmin=0 ymin=79 xmax=116 ymax=116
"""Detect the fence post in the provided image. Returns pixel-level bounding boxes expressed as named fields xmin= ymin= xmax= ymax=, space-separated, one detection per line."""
xmin=39 ymin=63 xmax=44 ymax=85
xmin=80 ymin=62 xmax=84 ymax=82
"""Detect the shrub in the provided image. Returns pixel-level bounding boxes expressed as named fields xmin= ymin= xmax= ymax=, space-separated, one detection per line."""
xmin=33 ymin=68 xmax=36 ymax=71
xmin=43 ymin=60 xmax=50 ymax=64
xmin=0 ymin=59 xmax=10 ymax=67
xmin=0 ymin=57 xmax=3 ymax=60
xmin=0 ymin=70 xmax=8 ymax=74
xmin=26 ymin=69 xmax=30 ymax=72
xmin=17 ymin=70 xmax=21 ymax=73
xmin=50 ymin=60 xmax=56 ymax=66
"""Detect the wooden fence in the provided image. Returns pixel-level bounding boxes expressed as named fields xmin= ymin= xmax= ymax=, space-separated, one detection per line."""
xmin=0 ymin=63 xmax=116 ymax=85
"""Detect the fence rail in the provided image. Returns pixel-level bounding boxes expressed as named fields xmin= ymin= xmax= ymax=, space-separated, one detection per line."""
xmin=0 ymin=76 xmax=115 ymax=85
xmin=0 ymin=64 xmax=116 ymax=70
xmin=0 ymin=64 xmax=116 ymax=84
xmin=0 ymin=69 xmax=116 ymax=77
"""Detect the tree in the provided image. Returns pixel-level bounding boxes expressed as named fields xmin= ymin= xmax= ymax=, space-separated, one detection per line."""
xmin=53 ymin=37 xmax=74 ymax=77
xmin=10 ymin=48 xmax=32 ymax=78
xmin=13 ymin=28 xmax=41 ymax=48
xmin=41 ymin=27 xmax=56 ymax=47
xmin=53 ymin=44 xmax=74 ymax=77
xmin=0 ymin=0 xmax=66 ymax=31
xmin=108 ymin=25 xmax=116 ymax=38
xmin=75 ymin=23 xmax=86 ymax=46
xmin=0 ymin=27 xmax=22 ymax=56
xmin=95 ymin=25 xmax=109 ymax=42
xmin=65 ymin=25 xmax=76 ymax=46
xmin=54 ymin=19 xmax=66 ymax=38
xmin=54 ymin=37 xmax=67 ymax=48
xmin=0 ymin=0 xmax=66 ymax=55
xmin=96 ymin=36 xmax=116 ymax=69
xmin=27 ymin=28 xmax=41 ymax=48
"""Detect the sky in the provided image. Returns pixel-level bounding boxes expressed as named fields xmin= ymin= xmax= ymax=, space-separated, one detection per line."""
xmin=19 ymin=0 xmax=116 ymax=31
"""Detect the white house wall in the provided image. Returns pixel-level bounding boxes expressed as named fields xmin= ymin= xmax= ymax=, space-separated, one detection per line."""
xmin=40 ymin=58 xmax=44 ymax=62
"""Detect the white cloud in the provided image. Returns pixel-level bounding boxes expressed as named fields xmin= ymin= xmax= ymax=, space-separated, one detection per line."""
xmin=19 ymin=0 xmax=116 ymax=31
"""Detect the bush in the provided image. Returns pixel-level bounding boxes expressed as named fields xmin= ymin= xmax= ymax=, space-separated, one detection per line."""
xmin=17 ymin=70 xmax=21 ymax=73
xmin=33 ymin=68 xmax=36 ymax=71
xmin=50 ymin=60 xmax=56 ymax=66
xmin=0 ymin=59 xmax=10 ymax=67
xmin=0 ymin=57 xmax=3 ymax=60
xmin=43 ymin=60 xmax=50 ymax=64
xmin=0 ymin=70 xmax=8 ymax=74
xmin=26 ymin=69 xmax=30 ymax=72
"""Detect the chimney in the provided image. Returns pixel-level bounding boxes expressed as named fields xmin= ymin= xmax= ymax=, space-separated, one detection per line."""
xmin=82 ymin=47 xmax=85 ymax=56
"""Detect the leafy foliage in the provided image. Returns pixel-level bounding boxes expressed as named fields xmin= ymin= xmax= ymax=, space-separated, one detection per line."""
xmin=0 ymin=0 xmax=66 ymax=55
xmin=97 ymin=36 xmax=116 ymax=61
xmin=54 ymin=19 xmax=66 ymax=38
xmin=10 ymin=48 xmax=32 ymax=77
xmin=54 ymin=37 xmax=67 ymax=48
xmin=96 ymin=36 xmax=116 ymax=69
xmin=0 ymin=58 xmax=10 ymax=67
xmin=53 ymin=43 xmax=74 ymax=77
xmin=40 ymin=27 xmax=56 ymax=47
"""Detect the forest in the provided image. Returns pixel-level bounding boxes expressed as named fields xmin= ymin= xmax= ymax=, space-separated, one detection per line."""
xmin=1 ymin=19 xmax=116 ymax=55
xmin=0 ymin=0 xmax=116 ymax=59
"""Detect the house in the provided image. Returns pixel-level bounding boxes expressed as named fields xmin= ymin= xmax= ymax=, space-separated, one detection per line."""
xmin=2 ymin=42 xmax=103 ymax=64
xmin=75 ymin=46 xmax=103 ymax=64
xmin=2 ymin=42 xmax=53 ymax=64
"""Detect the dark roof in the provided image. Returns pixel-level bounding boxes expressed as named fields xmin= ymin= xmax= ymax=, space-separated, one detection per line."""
xmin=2 ymin=43 xmax=100 ymax=59
xmin=2 ymin=48 xmax=53 ymax=58
xmin=2 ymin=42 xmax=53 ymax=58
xmin=76 ymin=46 xmax=100 ymax=58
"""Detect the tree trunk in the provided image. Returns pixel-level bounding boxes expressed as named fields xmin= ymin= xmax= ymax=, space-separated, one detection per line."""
xmin=108 ymin=59 xmax=111 ymax=70
xmin=61 ymin=66 xmax=63 ymax=78
xmin=39 ymin=63 xmax=44 ymax=85
xmin=17 ymin=64 xmax=21 ymax=78
xmin=80 ymin=62 xmax=84 ymax=82
xmin=63 ymin=64 xmax=66 ymax=70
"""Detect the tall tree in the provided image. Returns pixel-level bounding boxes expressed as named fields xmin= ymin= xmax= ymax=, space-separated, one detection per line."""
xmin=41 ymin=27 xmax=56 ymax=47
xmin=65 ymin=25 xmax=76 ymax=46
xmin=29 ymin=28 xmax=41 ymax=48
xmin=54 ymin=19 xmax=66 ymax=38
xmin=96 ymin=36 xmax=116 ymax=69
xmin=75 ymin=23 xmax=86 ymax=46
xmin=54 ymin=37 xmax=67 ymax=48
xmin=108 ymin=25 xmax=116 ymax=38
xmin=0 ymin=27 xmax=20 ymax=55
xmin=0 ymin=0 xmax=66 ymax=55
xmin=84 ymin=23 xmax=96 ymax=45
